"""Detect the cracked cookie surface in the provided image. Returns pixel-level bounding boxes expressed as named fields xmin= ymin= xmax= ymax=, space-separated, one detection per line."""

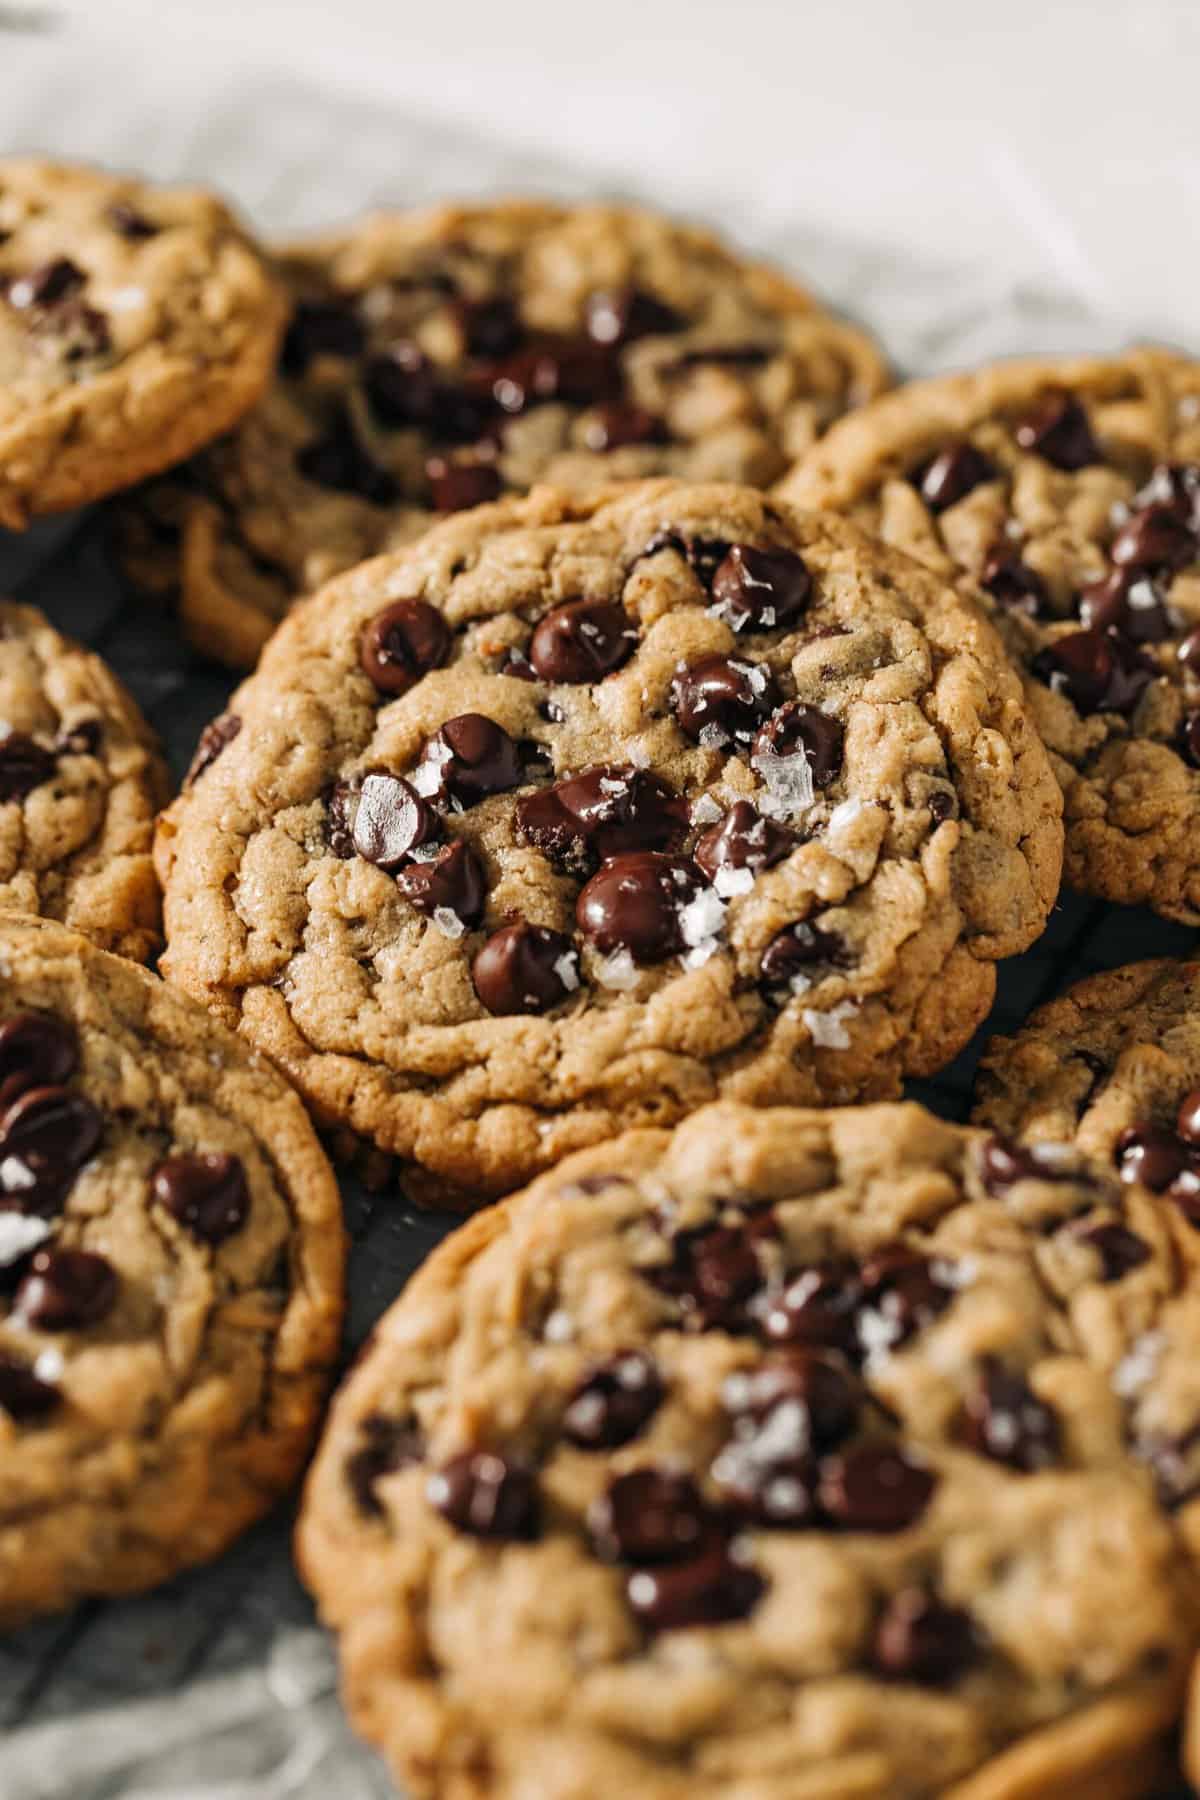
xmin=782 ymin=348 xmax=1200 ymax=921
xmin=297 ymin=1100 xmax=1200 ymax=1800
xmin=156 ymin=480 xmax=1061 ymax=1202
xmin=117 ymin=199 xmax=886 ymax=668
xmin=0 ymin=599 xmax=168 ymax=960
xmin=0 ymin=158 xmax=285 ymax=528
xmin=0 ymin=912 xmax=345 ymax=1625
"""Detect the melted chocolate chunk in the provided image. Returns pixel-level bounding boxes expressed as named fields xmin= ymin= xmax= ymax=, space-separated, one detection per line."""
xmin=587 ymin=1469 xmax=714 ymax=1564
xmin=415 ymin=714 xmax=523 ymax=807
xmin=694 ymin=800 xmax=794 ymax=884
xmin=669 ymin=653 xmax=778 ymax=745
xmin=396 ymin=840 xmax=486 ymax=924
xmin=714 ymin=1351 xmax=859 ymax=1526
xmin=759 ymin=1259 xmax=863 ymax=1355
xmin=818 ymin=1443 xmax=936 ymax=1532
xmin=483 ymin=338 xmax=619 ymax=415
xmin=517 ymin=766 xmax=685 ymax=869
xmin=960 ymin=1359 xmax=1060 ymax=1472
xmin=13 ymin=1247 xmax=117 ymax=1331
xmin=456 ymin=295 xmax=525 ymax=358
xmin=6 ymin=258 xmax=85 ymax=309
xmin=916 ymin=443 xmax=996 ymax=513
xmin=855 ymin=1249 xmax=954 ymax=1353
xmin=0 ymin=1013 xmax=77 ymax=1110
xmin=472 ymin=922 xmax=578 ymax=1015
xmin=527 ymin=599 xmax=637 ymax=685
xmin=584 ymin=286 xmax=685 ymax=347
xmin=752 ymin=701 xmax=844 ymax=789
xmin=979 ymin=1134 xmax=1080 ymax=1193
xmin=362 ymin=342 xmax=442 ymax=429
xmin=57 ymin=719 xmax=103 ymax=757
xmin=562 ymin=1352 xmax=664 ymax=1449
xmin=759 ymin=920 xmax=849 ymax=987
xmin=1110 ymin=504 xmax=1197 ymax=575
xmin=425 ymin=455 xmax=502 ymax=513
xmin=872 ymin=1589 xmax=979 ymax=1684
xmin=576 ymin=851 xmax=702 ymax=961
xmin=280 ymin=297 xmax=366 ymax=374
xmin=1072 ymin=1219 xmax=1151 ymax=1281
xmin=185 ymin=713 xmax=241 ymax=786
xmin=648 ymin=1215 xmax=775 ymax=1331
xmin=1077 ymin=568 xmax=1172 ymax=642
xmin=428 ymin=1449 xmax=540 ymax=1539
xmin=1014 ymin=391 xmax=1100 ymax=470
xmin=625 ymin=1544 xmax=765 ymax=1633
xmin=1031 ymin=627 xmax=1152 ymax=717
xmin=709 ymin=545 xmax=811 ymax=633
xmin=1115 ymin=1124 xmax=1200 ymax=1196
xmin=0 ymin=1353 xmax=59 ymax=1420
xmin=0 ymin=732 xmax=56 ymax=802
xmin=151 ymin=1153 xmax=250 ymax=1243
xmin=1 ymin=1085 xmax=102 ymax=1211
xmin=581 ymin=404 xmax=666 ymax=452
xmin=981 ymin=549 xmax=1048 ymax=618
xmin=638 ymin=529 xmax=733 ymax=586
xmin=351 ymin=774 xmax=439 ymax=870
xmin=297 ymin=404 xmax=399 ymax=504
xmin=360 ymin=598 xmax=452 ymax=697
xmin=346 ymin=1413 xmax=423 ymax=1517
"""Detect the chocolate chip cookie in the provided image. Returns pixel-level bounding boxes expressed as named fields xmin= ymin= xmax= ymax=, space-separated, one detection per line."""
xmin=0 ymin=158 xmax=285 ymax=529
xmin=0 ymin=599 xmax=168 ymax=959
xmin=0 ymin=912 xmax=344 ymax=1624
xmin=296 ymin=1099 xmax=1200 ymax=1800
xmin=118 ymin=199 xmax=887 ymax=668
xmin=155 ymin=480 xmax=1061 ymax=1203
xmin=780 ymin=348 xmax=1200 ymax=922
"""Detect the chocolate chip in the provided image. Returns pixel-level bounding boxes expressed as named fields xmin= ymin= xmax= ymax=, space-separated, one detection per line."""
xmin=1031 ymin=627 xmax=1153 ymax=716
xmin=585 ymin=286 xmax=685 ymax=347
xmin=753 ymin=701 xmax=843 ymax=790
xmin=576 ymin=851 xmax=702 ymax=961
xmin=1134 ymin=463 xmax=1200 ymax=529
xmin=185 ymin=713 xmax=241 ymax=786
xmin=472 ymin=921 xmax=578 ymax=1015
xmin=588 ymin=1469 xmax=713 ymax=1564
xmin=1077 ymin=568 xmax=1172 ymax=641
xmin=709 ymin=545 xmax=812 ymax=633
xmin=694 ymin=800 xmax=794 ymax=884
xmin=456 ymin=295 xmax=524 ymax=358
xmin=517 ymin=766 xmax=685 ymax=869
xmin=714 ymin=1353 xmax=857 ymax=1526
xmin=872 ymin=1589 xmax=979 ymax=1684
xmin=856 ymin=1249 xmax=953 ymax=1353
xmin=626 ymin=1544 xmax=766 ymax=1632
xmin=346 ymin=1413 xmax=423 ymax=1517
xmin=297 ymin=404 xmax=399 ymax=504
xmin=6 ymin=258 xmax=85 ymax=309
xmin=917 ymin=443 xmax=996 ymax=513
xmin=981 ymin=549 xmax=1048 ymax=619
xmin=0 ymin=1013 xmax=77 ymax=1110
xmin=1180 ymin=711 xmax=1200 ymax=768
xmin=57 ymin=719 xmax=103 ymax=757
xmin=359 ymin=598 xmax=451 ymax=698
xmin=0 ymin=1354 xmax=59 ymax=1420
xmin=280 ymin=298 xmax=366 ymax=374
xmin=927 ymin=789 xmax=956 ymax=824
xmin=396 ymin=840 xmax=486 ymax=924
xmin=648 ymin=1216 xmax=774 ymax=1331
xmin=366 ymin=344 xmax=482 ymax=437
xmin=106 ymin=202 xmax=159 ymax=241
xmin=350 ymin=774 xmax=439 ymax=870
xmin=1014 ymin=391 xmax=1100 ymax=470
xmin=425 ymin=455 xmax=502 ymax=513
xmin=415 ymin=714 xmax=523 ymax=808
xmin=0 ymin=732 xmax=56 ymax=801
xmin=1111 ymin=505 xmax=1197 ymax=575
xmin=638 ymin=529 xmax=733 ymax=585
xmin=580 ymin=403 xmax=666 ymax=452
xmin=960 ymin=1359 xmax=1060 ymax=1472
xmin=1115 ymin=1125 xmax=1198 ymax=1194
xmin=760 ymin=921 xmax=849 ymax=987
xmin=151 ymin=1153 xmax=250 ymax=1243
xmin=1073 ymin=1220 xmax=1151 ymax=1281
xmin=428 ymin=1449 xmax=539 ymax=1539
xmin=562 ymin=1351 xmax=664 ymax=1449
xmin=13 ymin=1247 xmax=117 ymax=1331
xmin=1 ymin=1085 xmax=102 ymax=1186
xmin=669 ymin=653 xmax=778 ymax=746
xmin=528 ymin=598 xmax=637 ymax=685
xmin=484 ymin=338 xmax=619 ymax=415
xmin=818 ymin=1443 xmax=936 ymax=1532
xmin=979 ymin=1135 xmax=1080 ymax=1193
xmin=759 ymin=1259 xmax=863 ymax=1354
xmin=1177 ymin=1088 xmax=1200 ymax=1146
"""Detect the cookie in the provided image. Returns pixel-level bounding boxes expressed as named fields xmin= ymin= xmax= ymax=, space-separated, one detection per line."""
xmin=0 ymin=599 xmax=168 ymax=960
xmin=780 ymin=348 xmax=1200 ymax=922
xmin=0 ymin=912 xmax=344 ymax=1624
xmin=0 ymin=158 xmax=285 ymax=529
xmin=297 ymin=1099 xmax=1200 ymax=1800
xmin=118 ymin=199 xmax=887 ymax=668
xmin=154 ymin=480 xmax=1061 ymax=1203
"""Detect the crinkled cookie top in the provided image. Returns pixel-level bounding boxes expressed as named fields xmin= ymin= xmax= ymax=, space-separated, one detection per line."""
xmin=298 ymin=1100 xmax=1200 ymax=1800
xmin=157 ymin=480 xmax=1061 ymax=1201
xmin=782 ymin=348 xmax=1200 ymax=921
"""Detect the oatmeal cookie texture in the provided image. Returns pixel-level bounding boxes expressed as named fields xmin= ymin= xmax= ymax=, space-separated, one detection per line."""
xmin=0 ymin=599 xmax=168 ymax=960
xmin=0 ymin=913 xmax=344 ymax=1625
xmin=297 ymin=1100 xmax=1200 ymax=1800
xmin=118 ymin=199 xmax=887 ymax=667
xmin=782 ymin=348 xmax=1200 ymax=922
xmin=0 ymin=157 xmax=285 ymax=528
xmin=156 ymin=480 xmax=1061 ymax=1202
